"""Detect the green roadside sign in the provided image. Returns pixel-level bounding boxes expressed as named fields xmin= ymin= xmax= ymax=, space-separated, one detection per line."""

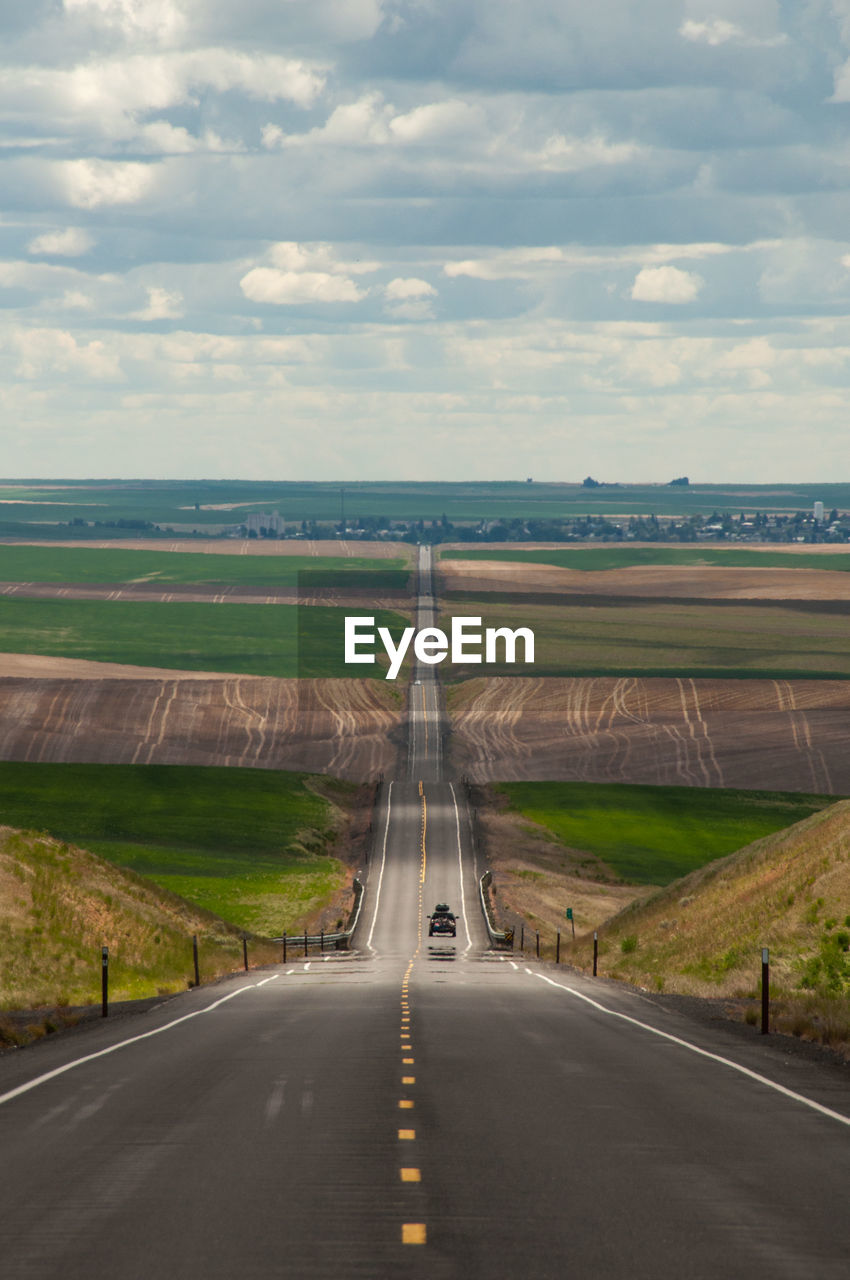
xmin=566 ymin=908 xmax=573 ymax=920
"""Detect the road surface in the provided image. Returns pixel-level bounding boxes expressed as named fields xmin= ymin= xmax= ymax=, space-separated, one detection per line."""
xmin=1 ymin=546 xmax=849 ymax=1277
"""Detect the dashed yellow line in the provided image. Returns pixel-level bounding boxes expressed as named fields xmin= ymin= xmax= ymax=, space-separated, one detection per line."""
xmin=398 ymin=1129 xmax=416 ymax=1141
xmin=403 ymin=1223 xmax=426 ymax=1245
xmin=400 ymin=1168 xmax=421 ymax=1183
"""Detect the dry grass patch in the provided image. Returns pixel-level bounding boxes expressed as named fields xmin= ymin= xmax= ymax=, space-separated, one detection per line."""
xmin=0 ymin=826 xmax=280 ymax=1032
xmin=569 ymin=801 xmax=850 ymax=1052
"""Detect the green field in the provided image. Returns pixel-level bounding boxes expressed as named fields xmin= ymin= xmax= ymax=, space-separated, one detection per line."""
xmin=438 ymin=598 xmax=850 ymax=681
xmin=496 ymin=781 xmax=835 ymax=885
xmin=440 ymin=546 xmax=850 ymax=573
xmin=0 ymin=762 xmax=354 ymax=934
xmin=0 ymin=597 xmax=408 ymax=677
xmin=0 ymin=478 xmax=848 ymax=533
xmin=0 ymin=545 xmax=409 ymax=587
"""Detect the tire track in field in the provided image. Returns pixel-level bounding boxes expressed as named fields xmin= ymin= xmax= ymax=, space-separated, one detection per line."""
xmin=0 ymin=677 xmax=399 ymax=780
xmin=450 ymin=676 xmax=850 ymax=791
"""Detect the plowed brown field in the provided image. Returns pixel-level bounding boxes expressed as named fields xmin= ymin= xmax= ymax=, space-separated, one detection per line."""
xmin=440 ymin=559 xmax=850 ymax=600
xmin=0 ymin=676 xmax=399 ymax=780
xmin=450 ymin=676 xmax=850 ymax=793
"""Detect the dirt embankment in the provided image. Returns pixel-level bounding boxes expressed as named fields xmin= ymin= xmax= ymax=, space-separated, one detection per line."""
xmin=450 ymin=676 xmax=850 ymax=793
xmin=0 ymin=676 xmax=401 ymax=781
xmin=472 ymin=785 xmax=651 ymax=943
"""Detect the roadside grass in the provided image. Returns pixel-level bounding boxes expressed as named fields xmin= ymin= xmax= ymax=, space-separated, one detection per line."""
xmin=439 ymin=546 xmax=850 ymax=573
xmin=577 ymin=801 xmax=850 ymax=1051
xmin=0 ymin=545 xmax=409 ymax=587
xmin=494 ymin=781 xmax=834 ymax=885
xmin=0 ymin=597 xmax=407 ymax=677
xmin=0 ymin=763 xmax=356 ymax=935
xmin=0 ymin=825 xmax=281 ymax=1027
xmin=437 ymin=598 xmax=850 ymax=681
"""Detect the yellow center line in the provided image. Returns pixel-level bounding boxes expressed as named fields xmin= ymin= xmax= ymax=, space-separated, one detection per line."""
xmin=403 ymin=1223 xmax=426 ymax=1245
xmin=398 ymin=1129 xmax=415 ymax=1140
xmin=399 ymin=1100 xmax=414 ymax=1109
xmin=400 ymin=1168 xmax=421 ymax=1183
xmin=402 ymin=1076 xmax=415 ymax=1084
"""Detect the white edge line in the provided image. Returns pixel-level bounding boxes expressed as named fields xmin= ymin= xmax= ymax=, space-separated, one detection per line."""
xmin=365 ymin=779 xmax=394 ymax=951
xmin=533 ymin=972 xmax=850 ymax=1130
xmin=0 ymin=980 xmax=266 ymax=1110
xmin=449 ymin=781 xmax=473 ymax=952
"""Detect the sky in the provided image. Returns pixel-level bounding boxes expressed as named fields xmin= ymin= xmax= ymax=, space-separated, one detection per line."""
xmin=2 ymin=0 xmax=850 ymax=481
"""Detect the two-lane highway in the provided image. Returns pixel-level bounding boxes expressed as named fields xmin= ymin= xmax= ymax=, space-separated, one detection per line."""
xmin=1 ymin=544 xmax=850 ymax=1277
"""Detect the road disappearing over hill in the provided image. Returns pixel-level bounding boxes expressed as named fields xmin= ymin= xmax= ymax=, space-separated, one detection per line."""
xmin=1 ymin=546 xmax=850 ymax=1278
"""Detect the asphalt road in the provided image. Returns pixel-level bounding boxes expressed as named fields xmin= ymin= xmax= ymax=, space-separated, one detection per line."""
xmin=1 ymin=546 xmax=850 ymax=1277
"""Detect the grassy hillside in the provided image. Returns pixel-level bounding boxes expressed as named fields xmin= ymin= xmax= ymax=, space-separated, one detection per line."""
xmin=583 ymin=801 xmax=850 ymax=1050
xmin=0 ymin=763 xmax=359 ymax=936
xmin=495 ymin=781 xmax=834 ymax=885
xmin=0 ymin=826 xmax=281 ymax=1026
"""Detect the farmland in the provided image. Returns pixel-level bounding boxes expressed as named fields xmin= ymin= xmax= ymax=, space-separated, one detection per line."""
xmin=449 ymin=675 xmax=850 ymax=793
xmin=2 ymin=477 xmax=850 ymax=536
xmin=437 ymin=597 xmax=850 ymax=681
xmin=440 ymin=545 xmax=850 ymax=573
xmin=0 ymin=762 xmax=358 ymax=936
xmin=0 ymin=597 xmax=409 ymax=678
xmin=494 ymin=780 xmax=833 ymax=885
xmin=0 ymin=544 xmax=409 ymax=587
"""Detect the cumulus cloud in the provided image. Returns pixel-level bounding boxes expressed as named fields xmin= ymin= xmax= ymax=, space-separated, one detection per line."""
xmin=384 ymin=278 xmax=437 ymax=301
xmin=631 ymin=265 xmax=704 ymax=303
xmin=679 ymin=17 xmax=787 ymax=48
xmin=11 ymin=326 xmax=123 ymax=381
xmin=269 ymin=242 xmax=378 ymax=275
xmin=131 ymin=286 xmax=184 ymax=321
xmin=64 ymin=0 xmax=187 ymax=44
xmin=61 ymin=159 xmax=157 ymax=208
xmin=28 ymin=227 xmax=94 ymax=256
xmin=240 ymin=268 xmax=365 ymax=305
xmin=679 ymin=18 xmax=744 ymax=46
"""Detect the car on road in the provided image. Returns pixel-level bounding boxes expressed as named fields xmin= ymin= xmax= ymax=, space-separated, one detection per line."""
xmin=428 ymin=902 xmax=457 ymax=937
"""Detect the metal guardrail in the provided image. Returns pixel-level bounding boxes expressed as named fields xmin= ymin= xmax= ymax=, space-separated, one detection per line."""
xmin=272 ymin=876 xmax=365 ymax=952
xmin=479 ymin=870 xmax=513 ymax=948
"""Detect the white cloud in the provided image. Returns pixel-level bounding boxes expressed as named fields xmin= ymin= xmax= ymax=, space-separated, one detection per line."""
xmin=28 ymin=227 xmax=95 ymax=257
xmin=528 ymin=133 xmax=641 ymax=172
xmin=269 ymin=242 xmax=379 ymax=275
xmin=0 ymin=50 xmax=326 ymax=152
xmin=240 ymin=268 xmax=365 ymax=305
xmin=388 ymin=100 xmax=485 ymax=144
xmin=57 ymin=290 xmax=95 ymax=310
xmin=679 ymin=17 xmax=788 ymax=49
xmin=384 ymin=278 xmax=437 ymax=301
xmin=631 ymin=265 xmax=704 ymax=303
xmin=61 ymin=159 xmax=158 ymax=208
xmin=131 ymin=286 xmax=184 ymax=321
xmin=64 ymin=0 xmax=187 ymax=44
xmin=679 ymin=18 xmax=744 ymax=46
xmin=11 ymin=326 xmax=123 ymax=381
xmin=445 ymin=248 xmax=565 ymax=280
